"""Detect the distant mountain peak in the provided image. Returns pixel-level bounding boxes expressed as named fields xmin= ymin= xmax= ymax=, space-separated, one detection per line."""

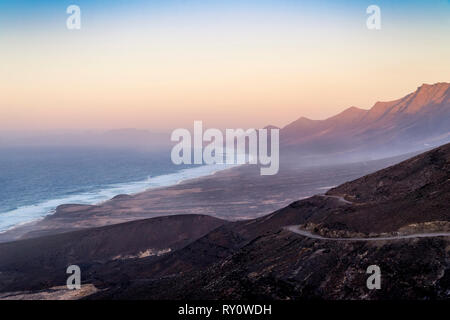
xmin=281 ymin=82 xmax=450 ymax=153
xmin=296 ymin=116 xmax=314 ymax=122
xmin=346 ymin=106 xmax=365 ymax=111
xmin=365 ymin=82 xmax=450 ymax=120
xmin=418 ymin=82 xmax=449 ymax=89
xmin=413 ymin=82 xmax=450 ymax=106
xmin=330 ymin=106 xmax=368 ymax=121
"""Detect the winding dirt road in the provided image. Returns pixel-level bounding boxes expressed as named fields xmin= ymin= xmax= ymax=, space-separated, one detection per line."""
xmin=285 ymin=225 xmax=450 ymax=241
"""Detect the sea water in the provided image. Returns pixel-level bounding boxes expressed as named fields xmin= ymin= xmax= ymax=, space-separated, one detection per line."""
xmin=0 ymin=146 xmax=232 ymax=232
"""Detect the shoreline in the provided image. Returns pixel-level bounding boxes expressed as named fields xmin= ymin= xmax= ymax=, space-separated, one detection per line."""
xmin=0 ymin=163 xmax=240 ymax=235
xmin=0 ymin=153 xmax=414 ymax=243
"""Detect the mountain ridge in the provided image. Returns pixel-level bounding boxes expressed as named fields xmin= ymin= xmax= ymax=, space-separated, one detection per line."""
xmin=281 ymin=82 xmax=450 ymax=157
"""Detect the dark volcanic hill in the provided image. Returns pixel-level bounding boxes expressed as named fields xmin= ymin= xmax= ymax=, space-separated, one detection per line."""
xmin=0 ymin=215 xmax=225 ymax=293
xmin=316 ymin=142 xmax=450 ymax=234
xmin=87 ymin=143 xmax=449 ymax=300
xmin=1 ymin=144 xmax=449 ymax=300
xmin=281 ymin=82 xmax=450 ymax=157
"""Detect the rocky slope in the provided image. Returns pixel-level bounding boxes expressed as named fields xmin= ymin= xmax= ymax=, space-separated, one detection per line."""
xmin=87 ymin=143 xmax=450 ymax=300
xmin=1 ymin=144 xmax=449 ymax=300
xmin=0 ymin=215 xmax=226 ymax=293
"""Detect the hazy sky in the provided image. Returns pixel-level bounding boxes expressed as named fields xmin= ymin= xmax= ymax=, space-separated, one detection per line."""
xmin=1 ymin=0 xmax=449 ymax=131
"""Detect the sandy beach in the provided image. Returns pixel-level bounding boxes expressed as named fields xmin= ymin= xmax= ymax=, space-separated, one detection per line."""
xmin=0 ymin=154 xmax=412 ymax=243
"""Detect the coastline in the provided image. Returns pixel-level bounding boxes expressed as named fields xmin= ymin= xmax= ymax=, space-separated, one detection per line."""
xmin=0 ymin=163 xmax=239 ymax=235
xmin=0 ymin=154 xmax=411 ymax=243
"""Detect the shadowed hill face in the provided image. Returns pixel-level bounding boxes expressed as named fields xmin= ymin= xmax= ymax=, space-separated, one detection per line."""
xmin=89 ymin=144 xmax=450 ymax=300
xmin=87 ymin=144 xmax=450 ymax=300
xmin=281 ymin=83 xmax=450 ymax=156
xmin=0 ymin=215 xmax=226 ymax=292
xmin=91 ymin=231 xmax=448 ymax=300
xmin=298 ymin=143 xmax=450 ymax=234
xmin=327 ymin=143 xmax=450 ymax=203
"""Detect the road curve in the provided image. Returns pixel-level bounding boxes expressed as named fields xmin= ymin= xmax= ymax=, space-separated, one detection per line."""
xmin=285 ymin=225 xmax=450 ymax=241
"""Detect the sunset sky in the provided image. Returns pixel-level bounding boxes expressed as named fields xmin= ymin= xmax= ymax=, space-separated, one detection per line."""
xmin=1 ymin=0 xmax=449 ymax=131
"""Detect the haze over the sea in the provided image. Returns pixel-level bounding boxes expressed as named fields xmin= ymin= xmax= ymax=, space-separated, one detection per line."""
xmin=0 ymin=147 xmax=235 ymax=232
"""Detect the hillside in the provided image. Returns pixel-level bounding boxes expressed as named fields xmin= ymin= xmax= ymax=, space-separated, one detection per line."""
xmin=88 ymin=143 xmax=450 ymax=299
xmin=1 ymin=144 xmax=449 ymax=299
xmin=281 ymin=82 xmax=450 ymax=157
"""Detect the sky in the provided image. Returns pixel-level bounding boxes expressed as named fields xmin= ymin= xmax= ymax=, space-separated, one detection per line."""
xmin=1 ymin=0 xmax=449 ymax=131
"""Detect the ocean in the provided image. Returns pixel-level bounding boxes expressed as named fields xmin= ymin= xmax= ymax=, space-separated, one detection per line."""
xmin=0 ymin=146 xmax=232 ymax=232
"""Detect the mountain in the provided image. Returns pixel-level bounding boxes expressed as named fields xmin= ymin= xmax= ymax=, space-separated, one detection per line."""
xmin=0 ymin=215 xmax=226 ymax=293
xmin=313 ymin=141 xmax=450 ymax=234
xmin=281 ymin=82 xmax=450 ymax=158
xmin=0 ymin=143 xmax=448 ymax=299
xmin=87 ymin=143 xmax=450 ymax=300
xmin=92 ymin=143 xmax=448 ymax=300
